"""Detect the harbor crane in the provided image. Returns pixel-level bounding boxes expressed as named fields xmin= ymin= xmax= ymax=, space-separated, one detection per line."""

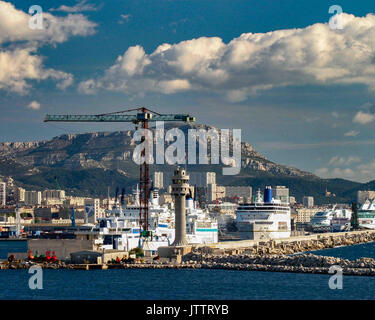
xmin=44 ymin=107 xmax=195 ymax=234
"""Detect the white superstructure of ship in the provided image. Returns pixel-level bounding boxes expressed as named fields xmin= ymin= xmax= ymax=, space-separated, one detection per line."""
xmin=235 ymin=187 xmax=291 ymax=240
xmin=358 ymin=199 xmax=375 ymax=229
xmin=330 ymin=207 xmax=352 ymax=232
xmin=309 ymin=206 xmax=352 ymax=232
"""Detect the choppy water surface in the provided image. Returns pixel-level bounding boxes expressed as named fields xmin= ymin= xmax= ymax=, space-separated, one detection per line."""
xmin=0 ymin=241 xmax=374 ymax=300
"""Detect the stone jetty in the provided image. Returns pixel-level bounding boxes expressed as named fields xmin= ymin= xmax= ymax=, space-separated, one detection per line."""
xmin=4 ymin=252 xmax=375 ymax=276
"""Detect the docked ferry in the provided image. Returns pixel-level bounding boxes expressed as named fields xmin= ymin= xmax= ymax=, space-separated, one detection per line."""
xmin=309 ymin=206 xmax=352 ymax=232
xmin=358 ymin=199 xmax=375 ymax=229
xmin=235 ymin=187 xmax=291 ymax=240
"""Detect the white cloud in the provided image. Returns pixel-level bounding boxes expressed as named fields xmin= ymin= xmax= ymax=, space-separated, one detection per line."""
xmin=344 ymin=130 xmax=359 ymax=137
xmin=353 ymin=110 xmax=375 ymax=124
xmin=0 ymin=47 xmax=73 ymax=94
xmin=315 ymin=167 xmax=357 ymax=180
xmin=0 ymin=1 xmax=96 ymax=94
xmin=0 ymin=1 xmax=96 ymax=45
xmin=50 ymin=0 xmax=98 ymax=13
xmin=27 ymin=101 xmax=40 ymax=110
xmin=79 ymin=13 xmax=375 ymax=99
xmin=328 ymin=156 xmax=361 ymax=166
xmin=316 ymin=161 xmax=375 ymax=182
xmin=331 ymin=111 xmax=339 ymax=118
xmin=314 ymin=156 xmax=375 ymax=182
xmin=119 ymin=14 xmax=132 ymax=24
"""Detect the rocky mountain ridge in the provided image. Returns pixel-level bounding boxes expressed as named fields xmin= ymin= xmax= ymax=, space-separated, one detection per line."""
xmin=0 ymin=124 xmax=314 ymax=179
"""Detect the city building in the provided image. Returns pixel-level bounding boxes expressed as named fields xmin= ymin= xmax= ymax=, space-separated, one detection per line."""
xmin=272 ymin=186 xmax=289 ymax=203
xmin=153 ymin=172 xmax=164 ymax=189
xmin=16 ymin=187 xmax=25 ymax=203
xmin=65 ymin=196 xmax=87 ymax=206
xmin=289 ymin=196 xmax=296 ymax=205
xmin=0 ymin=182 xmax=6 ymax=205
xmin=85 ymin=198 xmax=102 ymax=222
xmin=225 ymin=186 xmax=252 ymax=201
xmin=357 ymin=190 xmax=375 ymax=205
xmin=207 ymin=202 xmax=237 ymax=215
xmin=303 ymin=196 xmax=314 ymax=208
xmin=25 ymin=191 xmax=42 ymax=206
xmin=189 ymin=172 xmax=216 ymax=187
xmin=207 ymin=184 xmax=225 ymax=202
xmin=42 ymin=189 xmax=66 ymax=205
xmin=294 ymin=207 xmax=320 ymax=224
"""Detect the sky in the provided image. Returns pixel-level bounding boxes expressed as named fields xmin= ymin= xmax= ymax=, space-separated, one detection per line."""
xmin=1 ymin=0 xmax=375 ymax=182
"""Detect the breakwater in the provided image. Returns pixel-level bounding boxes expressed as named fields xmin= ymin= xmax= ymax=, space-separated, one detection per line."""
xmin=2 ymin=230 xmax=375 ymax=276
xmin=2 ymin=252 xmax=375 ymax=276
xmin=195 ymin=230 xmax=375 ymax=255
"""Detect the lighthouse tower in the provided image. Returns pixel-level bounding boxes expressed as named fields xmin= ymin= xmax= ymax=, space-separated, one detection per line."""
xmin=171 ymin=167 xmax=189 ymax=246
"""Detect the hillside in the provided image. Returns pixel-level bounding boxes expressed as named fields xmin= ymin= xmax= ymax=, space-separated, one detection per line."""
xmin=0 ymin=123 xmax=368 ymax=204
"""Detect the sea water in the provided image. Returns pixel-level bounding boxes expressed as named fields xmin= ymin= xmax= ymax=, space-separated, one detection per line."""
xmin=0 ymin=241 xmax=374 ymax=300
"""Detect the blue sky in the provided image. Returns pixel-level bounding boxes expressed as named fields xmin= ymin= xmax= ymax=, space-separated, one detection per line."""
xmin=1 ymin=0 xmax=375 ymax=182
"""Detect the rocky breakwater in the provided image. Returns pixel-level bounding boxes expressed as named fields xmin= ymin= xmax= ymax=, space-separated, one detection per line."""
xmin=213 ymin=231 xmax=375 ymax=256
xmin=179 ymin=250 xmax=375 ymax=276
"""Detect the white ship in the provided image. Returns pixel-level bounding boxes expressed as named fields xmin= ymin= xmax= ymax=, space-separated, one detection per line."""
xmin=235 ymin=187 xmax=291 ymax=240
xmin=309 ymin=206 xmax=351 ymax=232
xmin=358 ymin=199 xmax=375 ymax=229
xmin=330 ymin=208 xmax=352 ymax=232
xmin=78 ymin=186 xmax=218 ymax=255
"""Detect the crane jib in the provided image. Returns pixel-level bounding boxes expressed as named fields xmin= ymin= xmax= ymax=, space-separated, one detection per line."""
xmin=44 ymin=114 xmax=195 ymax=122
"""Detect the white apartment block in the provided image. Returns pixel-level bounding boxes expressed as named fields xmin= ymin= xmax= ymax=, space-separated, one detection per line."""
xmin=43 ymin=189 xmax=66 ymax=205
xmin=207 ymin=183 xmax=226 ymax=202
xmin=85 ymin=198 xmax=102 ymax=222
xmin=43 ymin=189 xmax=66 ymax=200
xmin=303 ymin=196 xmax=314 ymax=208
xmin=272 ymin=186 xmax=289 ymax=203
xmin=25 ymin=191 xmax=42 ymax=206
xmin=225 ymin=186 xmax=252 ymax=200
xmin=189 ymin=172 xmax=216 ymax=188
xmin=0 ymin=182 xmax=6 ymax=205
xmin=153 ymin=172 xmax=164 ymax=189
xmin=295 ymin=208 xmax=320 ymax=223
xmin=16 ymin=187 xmax=25 ymax=202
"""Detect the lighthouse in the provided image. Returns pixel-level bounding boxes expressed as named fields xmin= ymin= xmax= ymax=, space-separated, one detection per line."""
xmin=171 ymin=167 xmax=190 ymax=246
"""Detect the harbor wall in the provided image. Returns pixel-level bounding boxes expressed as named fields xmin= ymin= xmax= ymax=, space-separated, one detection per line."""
xmin=28 ymin=239 xmax=94 ymax=260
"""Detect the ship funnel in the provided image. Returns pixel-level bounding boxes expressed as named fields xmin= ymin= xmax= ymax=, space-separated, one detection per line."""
xmin=151 ymin=188 xmax=159 ymax=206
xmin=186 ymin=197 xmax=194 ymax=209
xmin=264 ymin=186 xmax=272 ymax=203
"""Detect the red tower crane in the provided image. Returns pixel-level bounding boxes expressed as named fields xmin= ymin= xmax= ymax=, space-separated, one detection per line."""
xmin=44 ymin=107 xmax=195 ymax=234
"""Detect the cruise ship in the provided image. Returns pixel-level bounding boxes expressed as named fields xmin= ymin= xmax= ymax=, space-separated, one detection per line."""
xmin=309 ymin=206 xmax=352 ymax=232
xmin=235 ymin=187 xmax=291 ymax=240
xmin=358 ymin=199 xmax=375 ymax=229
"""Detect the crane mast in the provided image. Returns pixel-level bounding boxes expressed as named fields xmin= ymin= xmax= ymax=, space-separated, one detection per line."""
xmin=44 ymin=107 xmax=195 ymax=234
